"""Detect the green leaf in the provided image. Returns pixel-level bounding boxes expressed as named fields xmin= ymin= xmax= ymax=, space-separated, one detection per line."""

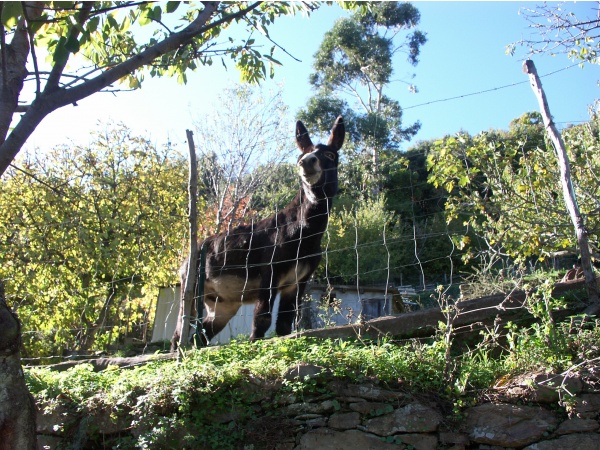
xmin=138 ymin=9 xmax=151 ymax=26
xmin=151 ymin=6 xmax=162 ymax=22
xmin=2 ymin=2 xmax=22 ymax=30
xmin=86 ymin=16 xmax=100 ymax=33
xmin=263 ymin=54 xmax=282 ymax=66
xmin=64 ymin=34 xmax=80 ymax=54
xmin=166 ymin=2 xmax=180 ymax=13
xmin=106 ymin=13 xmax=118 ymax=29
xmin=53 ymin=36 xmax=69 ymax=63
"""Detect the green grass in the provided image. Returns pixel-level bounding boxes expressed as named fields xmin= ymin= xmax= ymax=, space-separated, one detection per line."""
xmin=25 ymin=308 xmax=600 ymax=449
xmin=27 ymin=315 xmax=600 ymax=404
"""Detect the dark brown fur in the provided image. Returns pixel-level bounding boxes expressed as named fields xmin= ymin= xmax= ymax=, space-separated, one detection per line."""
xmin=189 ymin=116 xmax=345 ymax=344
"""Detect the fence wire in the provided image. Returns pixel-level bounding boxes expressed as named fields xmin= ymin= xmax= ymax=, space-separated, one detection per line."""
xmin=4 ymin=61 xmax=597 ymax=364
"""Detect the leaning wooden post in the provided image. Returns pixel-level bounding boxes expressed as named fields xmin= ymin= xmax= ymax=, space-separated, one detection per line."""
xmin=171 ymin=130 xmax=199 ymax=351
xmin=523 ymin=59 xmax=599 ymax=312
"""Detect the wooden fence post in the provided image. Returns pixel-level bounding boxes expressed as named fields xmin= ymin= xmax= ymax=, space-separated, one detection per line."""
xmin=171 ymin=130 xmax=199 ymax=351
xmin=522 ymin=59 xmax=599 ymax=313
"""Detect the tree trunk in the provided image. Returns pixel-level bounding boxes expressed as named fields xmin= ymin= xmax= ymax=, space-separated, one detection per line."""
xmin=0 ymin=283 xmax=37 ymax=450
xmin=372 ymin=146 xmax=380 ymax=196
xmin=522 ymin=59 xmax=599 ymax=313
xmin=171 ymin=130 xmax=199 ymax=351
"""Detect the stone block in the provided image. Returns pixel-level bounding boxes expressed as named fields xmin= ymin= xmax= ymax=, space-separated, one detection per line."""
xmin=523 ymin=432 xmax=600 ymax=450
xmin=556 ymin=418 xmax=599 ymax=434
xmin=461 ymin=403 xmax=558 ymax=448
xmin=295 ymin=428 xmax=398 ymax=450
xmin=364 ymin=402 xmax=442 ymax=436
xmin=328 ymin=412 xmax=360 ymax=430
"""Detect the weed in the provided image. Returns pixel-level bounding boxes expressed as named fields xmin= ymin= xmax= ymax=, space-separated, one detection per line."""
xmin=24 ymin=286 xmax=600 ymax=450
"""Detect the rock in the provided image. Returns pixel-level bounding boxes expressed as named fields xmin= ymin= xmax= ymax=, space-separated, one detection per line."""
xmin=504 ymin=372 xmax=583 ymax=403
xmin=328 ymin=412 xmax=360 ymax=430
xmin=93 ymin=411 xmax=131 ymax=435
xmin=530 ymin=373 xmax=583 ymax=403
xmin=338 ymin=396 xmax=367 ymax=404
xmin=283 ymin=363 xmax=328 ymax=381
xmin=295 ymin=428 xmax=398 ymax=450
xmin=36 ymin=403 xmax=75 ymax=435
xmin=523 ymin=433 xmax=600 ymax=449
xmin=569 ymin=393 xmax=600 ymax=419
xmin=37 ymin=434 xmax=64 ymax=450
xmin=304 ymin=416 xmax=328 ymax=428
xmin=327 ymin=381 xmax=405 ymax=402
xmin=280 ymin=400 xmax=336 ymax=417
xmin=275 ymin=393 xmax=298 ymax=406
xmin=581 ymin=366 xmax=600 ymax=393
xmin=295 ymin=414 xmax=323 ymax=421
xmin=364 ymin=402 xmax=442 ymax=436
xmin=275 ymin=442 xmax=294 ymax=450
xmin=555 ymin=418 xmax=599 ymax=434
xmin=462 ymin=403 xmax=558 ymax=447
xmin=275 ymin=443 xmax=295 ymax=450
xmin=397 ymin=433 xmax=438 ymax=450
xmin=439 ymin=431 xmax=470 ymax=446
xmin=349 ymin=402 xmax=393 ymax=415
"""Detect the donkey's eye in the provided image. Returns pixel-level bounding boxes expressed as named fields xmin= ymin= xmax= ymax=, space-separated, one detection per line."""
xmin=324 ymin=151 xmax=335 ymax=161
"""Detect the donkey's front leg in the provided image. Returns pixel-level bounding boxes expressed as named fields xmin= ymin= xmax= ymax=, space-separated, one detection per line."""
xmin=251 ymin=284 xmax=277 ymax=340
xmin=276 ymin=281 xmax=308 ymax=336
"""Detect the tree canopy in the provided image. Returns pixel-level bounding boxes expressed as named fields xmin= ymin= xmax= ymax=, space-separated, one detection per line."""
xmin=427 ymin=112 xmax=600 ymax=266
xmin=299 ymin=2 xmax=426 ymax=197
xmin=508 ymin=2 xmax=600 ymax=66
xmin=0 ymin=123 xmax=189 ymax=356
xmin=192 ymin=84 xmax=293 ymax=234
xmin=0 ymin=1 xmax=330 ymax=178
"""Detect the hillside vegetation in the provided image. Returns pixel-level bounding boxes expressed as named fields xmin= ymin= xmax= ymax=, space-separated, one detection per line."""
xmin=27 ymin=296 xmax=600 ymax=448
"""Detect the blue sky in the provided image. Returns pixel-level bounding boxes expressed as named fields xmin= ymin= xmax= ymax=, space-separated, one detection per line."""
xmin=23 ymin=1 xmax=599 ymax=154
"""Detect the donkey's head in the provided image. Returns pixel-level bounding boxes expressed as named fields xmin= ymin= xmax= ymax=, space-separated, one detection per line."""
xmin=296 ymin=116 xmax=345 ymax=201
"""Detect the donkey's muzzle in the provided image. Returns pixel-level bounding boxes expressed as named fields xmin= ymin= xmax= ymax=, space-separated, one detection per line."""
xmin=298 ymin=153 xmax=321 ymax=185
xmin=298 ymin=153 xmax=318 ymax=173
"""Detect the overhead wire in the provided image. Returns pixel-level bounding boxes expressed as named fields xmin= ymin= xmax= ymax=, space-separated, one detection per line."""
xmin=402 ymin=62 xmax=582 ymax=111
xmin=5 ymin=60 xmax=597 ymax=360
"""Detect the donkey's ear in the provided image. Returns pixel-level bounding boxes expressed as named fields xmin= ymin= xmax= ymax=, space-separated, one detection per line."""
xmin=296 ymin=121 xmax=314 ymax=153
xmin=327 ymin=116 xmax=345 ymax=151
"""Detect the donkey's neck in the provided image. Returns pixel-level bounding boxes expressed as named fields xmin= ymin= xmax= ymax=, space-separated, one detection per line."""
xmin=292 ymin=188 xmax=333 ymax=230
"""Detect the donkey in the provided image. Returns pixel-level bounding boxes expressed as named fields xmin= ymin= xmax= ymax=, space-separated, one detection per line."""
xmin=188 ymin=116 xmax=345 ymax=345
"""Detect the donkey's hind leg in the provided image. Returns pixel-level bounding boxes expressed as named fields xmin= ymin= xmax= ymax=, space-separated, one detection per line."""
xmin=251 ymin=285 xmax=278 ymax=340
xmin=201 ymin=295 xmax=242 ymax=344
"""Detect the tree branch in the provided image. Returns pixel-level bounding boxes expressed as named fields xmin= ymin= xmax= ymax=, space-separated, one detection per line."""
xmin=1 ymin=2 xmax=245 ymax=177
xmin=45 ymin=2 xmax=93 ymax=92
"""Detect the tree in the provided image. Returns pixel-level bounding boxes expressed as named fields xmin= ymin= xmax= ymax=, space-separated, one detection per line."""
xmin=0 ymin=2 xmax=366 ymax=443
xmin=193 ymin=84 xmax=293 ymax=235
xmin=0 ymin=123 xmax=189 ymax=356
xmin=0 ymin=283 xmax=36 ymax=450
xmin=508 ymin=2 xmax=600 ymax=65
xmin=0 ymin=1 xmax=320 ymax=178
xmin=250 ymin=162 xmax=298 ymax=217
xmin=427 ymin=113 xmax=600 ymax=272
xmin=316 ymin=196 xmax=409 ymax=285
xmin=299 ymin=2 xmax=426 ymax=193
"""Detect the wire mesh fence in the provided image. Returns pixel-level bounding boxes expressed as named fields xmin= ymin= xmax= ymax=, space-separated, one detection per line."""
xmin=2 ymin=62 xmax=598 ymax=364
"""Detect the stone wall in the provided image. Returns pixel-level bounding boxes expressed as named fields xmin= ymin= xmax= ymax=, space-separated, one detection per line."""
xmin=36 ymin=363 xmax=600 ymax=449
